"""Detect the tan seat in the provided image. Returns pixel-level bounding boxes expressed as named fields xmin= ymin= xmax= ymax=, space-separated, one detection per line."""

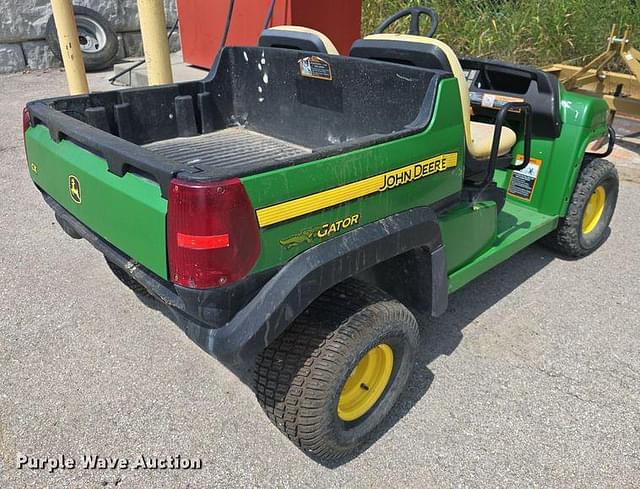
xmin=259 ymin=26 xmax=339 ymax=55
xmin=469 ymin=121 xmax=516 ymax=159
xmin=362 ymin=34 xmax=517 ymax=160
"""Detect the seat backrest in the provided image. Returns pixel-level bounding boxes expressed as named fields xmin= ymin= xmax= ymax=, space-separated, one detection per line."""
xmin=258 ymin=26 xmax=339 ymax=55
xmin=351 ymin=34 xmax=472 ymax=150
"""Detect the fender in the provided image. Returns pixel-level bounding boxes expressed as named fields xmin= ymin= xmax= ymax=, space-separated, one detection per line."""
xmin=181 ymin=206 xmax=448 ymax=369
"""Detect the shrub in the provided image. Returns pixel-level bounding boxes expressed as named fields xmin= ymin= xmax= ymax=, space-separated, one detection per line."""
xmin=362 ymin=0 xmax=640 ymax=67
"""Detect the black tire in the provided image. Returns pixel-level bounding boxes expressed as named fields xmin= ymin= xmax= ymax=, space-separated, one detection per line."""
xmin=105 ymin=259 xmax=151 ymax=297
xmin=254 ymin=279 xmax=419 ymax=461
xmin=46 ymin=6 xmax=119 ymax=72
xmin=542 ymin=158 xmax=618 ymax=257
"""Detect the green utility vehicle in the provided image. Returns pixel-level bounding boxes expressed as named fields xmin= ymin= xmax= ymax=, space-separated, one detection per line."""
xmin=24 ymin=7 xmax=618 ymax=461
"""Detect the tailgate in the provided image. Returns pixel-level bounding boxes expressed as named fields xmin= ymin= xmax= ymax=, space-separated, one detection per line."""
xmin=25 ymin=124 xmax=169 ymax=279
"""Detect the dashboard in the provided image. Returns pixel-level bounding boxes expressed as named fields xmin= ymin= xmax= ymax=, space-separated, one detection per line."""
xmin=464 ymin=68 xmax=525 ymax=112
xmin=460 ymin=58 xmax=562 ymax=138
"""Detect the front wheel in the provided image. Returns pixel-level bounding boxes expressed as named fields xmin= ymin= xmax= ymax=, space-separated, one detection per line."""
xmin=254 ymin=280 xmax=419 ymax=462
xmin=543 ymin=158 xmax=618 ymax=257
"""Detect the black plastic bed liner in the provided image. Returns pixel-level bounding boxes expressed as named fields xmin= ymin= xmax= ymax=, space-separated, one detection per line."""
xmin=27 ymin=46 xmax=448 ymax=196
xmin=143 ymin=127 xmax=311 ymax=172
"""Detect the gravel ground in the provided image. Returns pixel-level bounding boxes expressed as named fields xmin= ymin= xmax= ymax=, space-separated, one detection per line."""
xmin=1 ymin=70 xmax=639 ymax=488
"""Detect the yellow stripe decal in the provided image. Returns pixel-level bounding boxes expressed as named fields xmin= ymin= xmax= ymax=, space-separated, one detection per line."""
xmin=256 ymin=152 xmax=457 ymax=228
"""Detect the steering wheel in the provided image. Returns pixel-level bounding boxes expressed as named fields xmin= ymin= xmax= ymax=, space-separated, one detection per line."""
xmin=373 ymin=6 xmax=439 ymax=37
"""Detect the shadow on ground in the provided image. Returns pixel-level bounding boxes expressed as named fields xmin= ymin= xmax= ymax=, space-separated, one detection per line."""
xmin=321 ymin=243 xmax=558 ymax=467
xmin=613 ymin=116 xmax=640 ymax=155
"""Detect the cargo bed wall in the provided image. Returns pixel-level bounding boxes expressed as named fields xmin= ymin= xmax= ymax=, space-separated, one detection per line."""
xmin=47 ymin=80 xmax=220 ymax=146
xmin=206 ymin=47 xmax=442 ymax=149
xmin=36 ymin=46 xmax=444 ymax=157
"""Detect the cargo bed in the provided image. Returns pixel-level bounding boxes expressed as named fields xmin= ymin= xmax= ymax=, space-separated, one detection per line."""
xmin=26 ymin=46 xmax=446 ymax=197
xmin=144 ymin=127 xmax=311 ymax=174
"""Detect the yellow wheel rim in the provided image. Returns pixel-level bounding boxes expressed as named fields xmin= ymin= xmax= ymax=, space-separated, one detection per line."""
xmin=582 ymin=185 xmax=606 ymax=234
xmin=337 ymin=344 xmax=394 ymax=422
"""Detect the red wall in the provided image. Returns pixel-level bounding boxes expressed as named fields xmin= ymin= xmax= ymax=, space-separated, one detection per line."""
xmin=177 ymin=0 xmax=362 ymax=68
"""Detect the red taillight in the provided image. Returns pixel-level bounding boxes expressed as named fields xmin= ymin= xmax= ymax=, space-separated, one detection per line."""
xmin=23 ymin=106 xmax=31 ymax=135
xmin=23 ymin=107 xmax=32 ymax=158
xmin=176 ymin=232 xmax=230 ymax=250
xmin=167 ymin=178 xmax=260 ymax=289
xmin=23 ymin=106 xmax=31 ymax=148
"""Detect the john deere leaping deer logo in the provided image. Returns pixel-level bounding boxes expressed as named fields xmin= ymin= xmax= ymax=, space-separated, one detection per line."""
xmin=68 ymin=175 xmax=81 ymax=204
xmin=279 ymin=227 xmax=318 ymax=249
xmin=279 ymin=214 xmax=361 ymax=250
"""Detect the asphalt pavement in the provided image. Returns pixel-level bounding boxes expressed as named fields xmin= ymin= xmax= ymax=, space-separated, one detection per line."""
xmin=1 ymin=69 xmax=639 ymax=488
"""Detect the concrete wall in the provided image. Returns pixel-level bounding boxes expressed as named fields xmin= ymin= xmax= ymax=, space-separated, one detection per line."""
xmin=0 ymin=0 xmax=180 ymax=73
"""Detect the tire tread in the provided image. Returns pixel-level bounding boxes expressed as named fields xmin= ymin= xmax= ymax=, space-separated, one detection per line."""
xmin=542 ymin=158 xmax=618 ymax=257
xmin=254 ymin=280 xmax=418 ymax=461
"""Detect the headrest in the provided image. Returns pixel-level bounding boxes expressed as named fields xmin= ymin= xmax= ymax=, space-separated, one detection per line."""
xmin=349 ymin=34 xmax=452 ymax=72
xmin=258 ymin=26 xmax=339 ymax=55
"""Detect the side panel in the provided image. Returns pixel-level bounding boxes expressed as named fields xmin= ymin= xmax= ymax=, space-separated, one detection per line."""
xmin=242 ymin=78 xmax=466 ymax=273
xmin=447 ymin=200 xmax=558 ymax=293
xmin=440 ymin=202 xmax=497 ymax=273
xmin=26 ymin=125 xmax=169 ymax=278
xmin=496 ymin=88 xmax=609 ymax=218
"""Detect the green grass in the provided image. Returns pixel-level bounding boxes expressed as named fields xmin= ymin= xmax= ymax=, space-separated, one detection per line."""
xmin=362 ymin=0 xmax=640 ymax=67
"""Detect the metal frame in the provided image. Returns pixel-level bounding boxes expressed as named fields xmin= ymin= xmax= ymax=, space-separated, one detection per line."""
xmin=545 ymin=25 xmax=640 ymax=117
xmin=50 ymin=0 xmax=89 ymax=95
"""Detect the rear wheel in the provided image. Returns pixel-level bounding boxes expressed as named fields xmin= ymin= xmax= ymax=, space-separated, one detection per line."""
xmin=254 ymin=280 xmax=419 ymax=461
xmin=542 ymin=158 xmax=618 ymax=258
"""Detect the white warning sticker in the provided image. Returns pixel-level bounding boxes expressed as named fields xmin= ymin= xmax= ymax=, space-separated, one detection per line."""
xmin=508 ymin=156 xmax=542 ymax=201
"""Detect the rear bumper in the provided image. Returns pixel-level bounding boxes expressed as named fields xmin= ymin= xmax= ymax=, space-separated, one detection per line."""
xmin=44 ymin=192 xmax=271 ymax=326
xmin=44 ymin=192 xmax=448 ymax=376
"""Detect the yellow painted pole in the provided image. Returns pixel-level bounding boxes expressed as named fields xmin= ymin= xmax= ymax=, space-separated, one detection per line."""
xmin=50 ymin=0 xmax=89 ymax=95
xmin=137 ymin=0 xmax=173 ymax=85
